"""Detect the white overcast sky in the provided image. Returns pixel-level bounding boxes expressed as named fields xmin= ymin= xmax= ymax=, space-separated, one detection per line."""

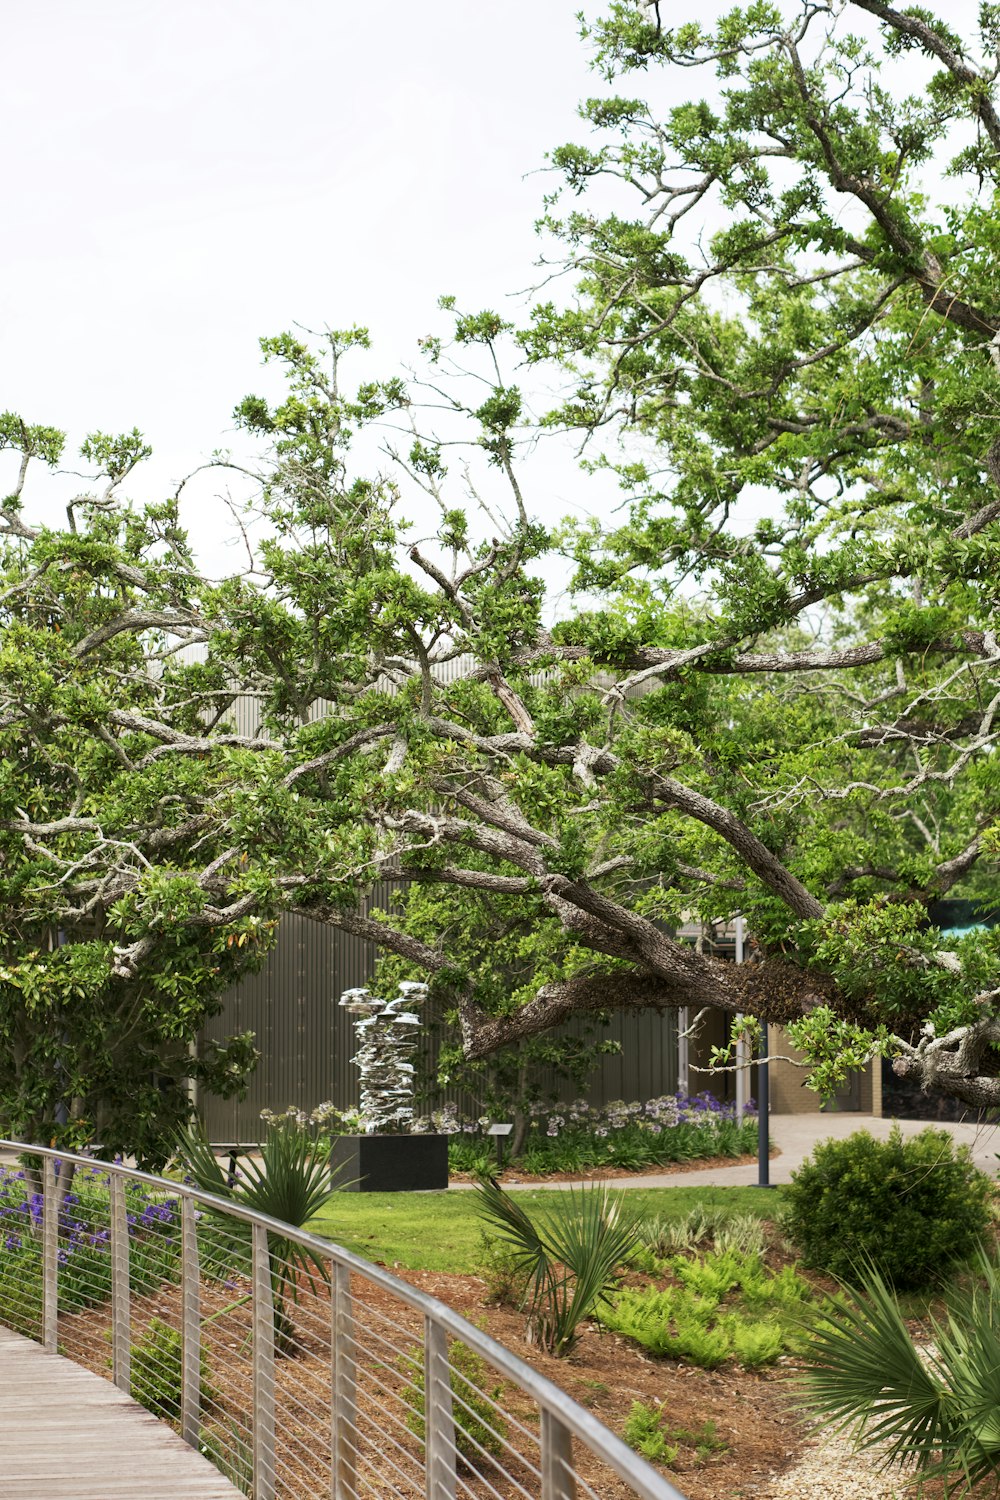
xmin=1 ymin=0 xmax=984 ymax=577
xmin=2 ymin=1 xmax=611 ymax=566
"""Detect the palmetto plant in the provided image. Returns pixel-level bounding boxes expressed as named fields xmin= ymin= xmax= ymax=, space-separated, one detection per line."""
xmin=178 ymin=1121 xmax=340 ymax=1350
xmin=801 ymin=1251 xmax=1000 ymax=1494
xmin=473 ymin=1178 xmax=641 ymax=1356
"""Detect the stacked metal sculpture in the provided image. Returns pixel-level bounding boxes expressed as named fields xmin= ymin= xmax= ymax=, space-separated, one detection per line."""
xmin=339 ymin=981 xmax=428 ymax=1132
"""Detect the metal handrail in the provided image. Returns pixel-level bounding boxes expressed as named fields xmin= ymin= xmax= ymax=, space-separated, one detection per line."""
xmin=0 ymin=1139 xmax=689 ymax=1500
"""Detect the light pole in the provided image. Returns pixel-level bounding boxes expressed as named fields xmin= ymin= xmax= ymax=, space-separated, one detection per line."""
xmin=734 ymin=916 xmax=749 ymax=1120
xmin=735 ymin=915 xmax=771 ymax=1187
xmin=757 ymin=1024 xmax=771 ymax=1188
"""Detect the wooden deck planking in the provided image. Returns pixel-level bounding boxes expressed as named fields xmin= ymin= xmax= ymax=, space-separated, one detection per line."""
xmin=0 ymin=1326 xmax=241 ymax=1498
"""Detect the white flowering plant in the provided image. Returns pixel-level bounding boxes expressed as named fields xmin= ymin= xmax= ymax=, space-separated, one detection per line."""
xmin=446 ymin=1093 xmax=758 ymax=1176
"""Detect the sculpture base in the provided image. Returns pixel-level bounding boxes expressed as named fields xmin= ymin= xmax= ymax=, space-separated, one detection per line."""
xmin=330 ymin=1133 xmax=449 ymax=1192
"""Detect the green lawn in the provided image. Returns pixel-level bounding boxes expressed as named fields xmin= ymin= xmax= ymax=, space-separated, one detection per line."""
xmin=307 ymin=1185 xmax=783 ymax=1274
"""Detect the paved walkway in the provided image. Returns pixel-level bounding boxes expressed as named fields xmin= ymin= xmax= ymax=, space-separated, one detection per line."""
xmin=463 ymin=1112 xmax=1000 ymax=1190
xmin=0 ymin=1326 xmax=240 ymax=1498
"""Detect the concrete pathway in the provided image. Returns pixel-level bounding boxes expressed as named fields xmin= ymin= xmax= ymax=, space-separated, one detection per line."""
xmin=0 ymin=1326 xmax=240 ymax=1498
xmin=457 ymin=1112 xmax=1000 ymax=1191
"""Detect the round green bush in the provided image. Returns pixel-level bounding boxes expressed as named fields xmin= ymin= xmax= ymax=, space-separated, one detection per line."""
xmin=782 ymin=1124 xmax=992 ymax=1288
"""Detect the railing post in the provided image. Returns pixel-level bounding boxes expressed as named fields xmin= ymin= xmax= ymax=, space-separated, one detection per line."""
xmin=424 ymin=1318 xmax=457 ymax=1500
xmin=252 ymin=1221 xmax=277 ymax=1500
xmin=331 ymin=1261 xmax=358 ymax=1500
xmin=180 ymin=1196 xmax=201 ymax=1447
xmin=541 ymin=1407 xmax=577 ymax=1500
xmin=42 ymin=1157 xmax=58 ymax=1352
xmin=110 ymin=1173 xmax=130 ymax=1394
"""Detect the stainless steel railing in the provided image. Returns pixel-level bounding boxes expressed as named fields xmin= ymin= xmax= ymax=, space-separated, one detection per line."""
xmin=0 ymin=1141 xmax=688 ymax=1500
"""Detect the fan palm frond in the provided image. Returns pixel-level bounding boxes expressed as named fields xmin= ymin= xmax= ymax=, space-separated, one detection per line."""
xmin=800 ymin=1253 xmax=1000 ymax=1494
xmin=473 ymin=1178 xmax=640 ymax=1355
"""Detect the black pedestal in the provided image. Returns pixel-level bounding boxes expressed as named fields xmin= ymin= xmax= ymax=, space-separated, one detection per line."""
xmin=330 ymin=1133 xmax=449 ymax=1192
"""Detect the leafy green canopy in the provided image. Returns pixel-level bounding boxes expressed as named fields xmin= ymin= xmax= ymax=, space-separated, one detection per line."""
xmin=7 ymin=1 xmax=1000 ymax=1137
xmin=0 ymin=432 xmax=276 ymax=1164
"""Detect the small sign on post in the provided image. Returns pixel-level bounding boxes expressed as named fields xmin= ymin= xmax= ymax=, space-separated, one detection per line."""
xmin=486 ymin=1122 xmax=513 ymax=1173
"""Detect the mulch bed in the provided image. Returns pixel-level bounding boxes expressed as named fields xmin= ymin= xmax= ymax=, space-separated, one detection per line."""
xmin=53 ymin=1246 xmax=809 ymax=1500
xmin=389 ymin=1266 xmax=804 ymax=1499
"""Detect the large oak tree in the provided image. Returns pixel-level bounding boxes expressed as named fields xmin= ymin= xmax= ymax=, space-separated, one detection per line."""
xmin=7 ymin=0 xmax=1000 ymax=1151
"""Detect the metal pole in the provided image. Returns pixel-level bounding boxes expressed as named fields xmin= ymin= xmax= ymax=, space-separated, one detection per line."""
xmin=424 ymin=1318 xmax=458 ymax=1500
xmin=180 ymin=1196 xmax=202 ymax=1447
xmin=252 ymin=1222 xmax=277 ymax=1500
xmin=734 ymin=916 xmax=748 ymax=1119
xmin=541 ymin=1407 xmax=577 ymax=1500
xmin=677 ymin=1006 xmax=689 ymax=1096
xmin=42 ymin=1157 xmax=58 ymax=1352
xmin=110 ymin=1174 xmax=131 ymax=1394
xmin=757 ymin=1024 xmax=771 ymax=1187
xmin=331 ymin=1261 xmax=358 ymax=1500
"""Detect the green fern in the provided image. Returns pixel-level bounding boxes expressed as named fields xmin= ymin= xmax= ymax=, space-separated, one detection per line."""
xmin=725 ymin=1317 xmax=784 ymax=1369
xmin=623 ymin=1401 xmax=679 ymax=1463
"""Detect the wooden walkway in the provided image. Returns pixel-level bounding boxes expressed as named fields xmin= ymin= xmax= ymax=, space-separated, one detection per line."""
xmin=0 ymin=1326 xmax=241 ymax=1498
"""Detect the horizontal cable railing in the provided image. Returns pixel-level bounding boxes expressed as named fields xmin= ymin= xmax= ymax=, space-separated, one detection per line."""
xmin=0 ymin=1141 xmax=687 ymax=1500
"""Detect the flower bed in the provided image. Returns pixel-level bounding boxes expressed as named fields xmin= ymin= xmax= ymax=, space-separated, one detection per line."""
xmin=0 ymin=1159 xmax=182 ymax=1330
xmin=421 ymin=1093 xmax=759 ymax=1177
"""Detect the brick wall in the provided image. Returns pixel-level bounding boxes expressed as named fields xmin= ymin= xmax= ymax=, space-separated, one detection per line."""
xmin=765 ymin=1024 xmax=879 ymax=1115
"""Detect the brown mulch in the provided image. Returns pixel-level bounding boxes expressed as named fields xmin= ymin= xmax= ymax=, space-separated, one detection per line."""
xmin=388 ymin=1266 xmax=803 ymax=1499
xmin=53 ymin=1253 xmax=806 ymax=1500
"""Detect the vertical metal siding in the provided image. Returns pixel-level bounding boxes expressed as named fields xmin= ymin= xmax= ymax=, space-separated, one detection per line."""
xmin=199 ymin=914 xmax=678 ymax=1138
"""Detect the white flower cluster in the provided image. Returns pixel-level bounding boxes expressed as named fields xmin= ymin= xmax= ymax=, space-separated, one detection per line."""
xmin=412 ymin=1103 xmax=461 ymax=1135
xmin=339 ymin=981 xmax=429 ymax=1133
xmin=260 ymin=1105 xmax=308 ymax=1128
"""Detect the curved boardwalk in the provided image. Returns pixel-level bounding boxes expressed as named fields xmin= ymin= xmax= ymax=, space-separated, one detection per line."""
xmin=0 ymin=1326 xmax=240 ymax=1498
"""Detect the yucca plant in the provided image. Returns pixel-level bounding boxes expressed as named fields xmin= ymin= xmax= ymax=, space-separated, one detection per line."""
xmin=800 ymin=1249 xmax=1000 ymax=1494
xmin=178 ymin=1120 xmax=342 ymax=1352
xmin=473 ymin=1178 xmax=641 ymax=1356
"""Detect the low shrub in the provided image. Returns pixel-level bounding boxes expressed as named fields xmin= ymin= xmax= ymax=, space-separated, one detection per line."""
xmin=400 ymin=1339 xmax=507 ymax=1463
xmin=633 ymin=1203 xmax=761 ymax=1264
xmin=477 ymin=1231 xmax=528 ymax=1309
xmin=0 ymin=1264 xmax=42 ymax=1337
xmin=439 ymin=1093 xmax=758 ymax=1177
xmin=127 ymin=1316 xmax=214 ymax=1422
xmin=714 ymin=1214 xmax=767 ymax=1259
xmin=782 ymin=1124 xmax=991 ymax=1288
xmin=0 ymin=1161 xmax=182 ymax=1315
xmin=268 ymin=1091 xmax=760 ymax=1178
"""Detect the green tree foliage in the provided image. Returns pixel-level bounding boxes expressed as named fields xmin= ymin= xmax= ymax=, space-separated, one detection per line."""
xmin=8 ymin=2 xmax=1000 ymax=1134
xmin=0 ymin=423 xmax=271 ymax=1164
